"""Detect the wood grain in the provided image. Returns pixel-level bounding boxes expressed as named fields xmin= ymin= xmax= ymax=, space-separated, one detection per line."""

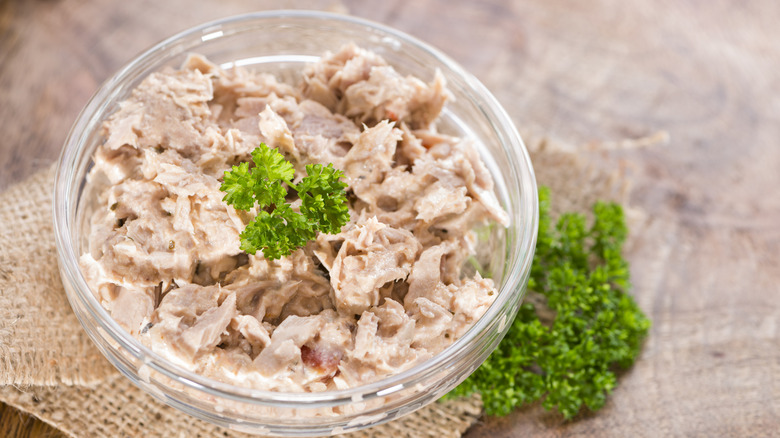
xmin=0 ymin=405 xmax=61 ymax=438
xmin=1 ymin=0 xmax=778 ymax=437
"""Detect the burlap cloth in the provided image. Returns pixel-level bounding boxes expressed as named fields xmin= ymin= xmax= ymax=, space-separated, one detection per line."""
xmin=0 ymin=130 xmax=663 ymax=437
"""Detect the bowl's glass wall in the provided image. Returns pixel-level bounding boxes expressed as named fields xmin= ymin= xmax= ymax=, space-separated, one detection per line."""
xmin=54 ymin=11 xmax=537 ymax=436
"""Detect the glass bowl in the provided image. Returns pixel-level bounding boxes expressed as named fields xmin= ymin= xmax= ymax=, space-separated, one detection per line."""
xmin=53 ymin=10 xmax=537 ymax=437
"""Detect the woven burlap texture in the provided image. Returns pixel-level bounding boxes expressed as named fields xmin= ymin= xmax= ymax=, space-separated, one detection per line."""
xmin=0 ymin=130 xmax=647 ymax=437
xmin=0 ymin=166 xmax=116 ymax=387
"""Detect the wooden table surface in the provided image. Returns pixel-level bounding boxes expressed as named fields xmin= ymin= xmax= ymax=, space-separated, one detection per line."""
xmin=2 ymin=0 xmax=779 ymax=437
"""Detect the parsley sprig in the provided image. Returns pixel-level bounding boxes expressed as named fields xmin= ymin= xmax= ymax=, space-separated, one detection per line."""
xmin=447 ymin=187 xmax=651 ymax=419
xmin=220 ymin=143 xmax=349 ymax=259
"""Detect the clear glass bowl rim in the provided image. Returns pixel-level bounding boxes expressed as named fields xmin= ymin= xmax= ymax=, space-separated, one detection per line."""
xmin=53 ymin=9 xmax=538 ymax=409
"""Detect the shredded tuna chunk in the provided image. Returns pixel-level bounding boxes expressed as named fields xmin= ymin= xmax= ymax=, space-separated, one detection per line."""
xmin=150 ymin=285 xmax=237 ymax=358
xmin=342 ymin=120 xmax=402 ymax=202
xmin=330 ymin=216 xmax=421 ymax=315
xmin=302 ymin=44 xmax=451 ymax=129
xmin=81 ymin=45 xmax=508 ymax=393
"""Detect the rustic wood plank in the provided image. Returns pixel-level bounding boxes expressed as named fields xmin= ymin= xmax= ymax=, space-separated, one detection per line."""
xmin=1 ymin=0 xmax=778 ymax=437
xmin=0 ymin=404 xmax=61 ymax=438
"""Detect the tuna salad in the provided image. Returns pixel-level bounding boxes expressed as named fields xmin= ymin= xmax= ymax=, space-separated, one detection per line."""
xmin=80 ymin=45 xmax=510 ymax=392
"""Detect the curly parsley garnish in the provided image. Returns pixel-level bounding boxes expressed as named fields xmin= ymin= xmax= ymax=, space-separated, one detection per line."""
xmin=447 ymin=187 xmax=651 ymax=419
xmin=220 ymin=143 xmax=349 ymax=260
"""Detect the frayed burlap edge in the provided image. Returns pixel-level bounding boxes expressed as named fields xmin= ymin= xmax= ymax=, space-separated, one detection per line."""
xmin=0 ymin=375 xmax=482 ymax=438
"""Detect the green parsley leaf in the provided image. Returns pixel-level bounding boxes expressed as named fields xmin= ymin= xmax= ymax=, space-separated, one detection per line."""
xmin=297 ymin=163 xmax=350 ymax=235
xmin=446 ymin=186 xmax=651 ymax=420
xmin=250 ymin=143 xmax=295 ymax=183
xmin=220 ymin=143 xmax=349 ymax=260
xmin=220 ymin=161 xmax=256 ymax=211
